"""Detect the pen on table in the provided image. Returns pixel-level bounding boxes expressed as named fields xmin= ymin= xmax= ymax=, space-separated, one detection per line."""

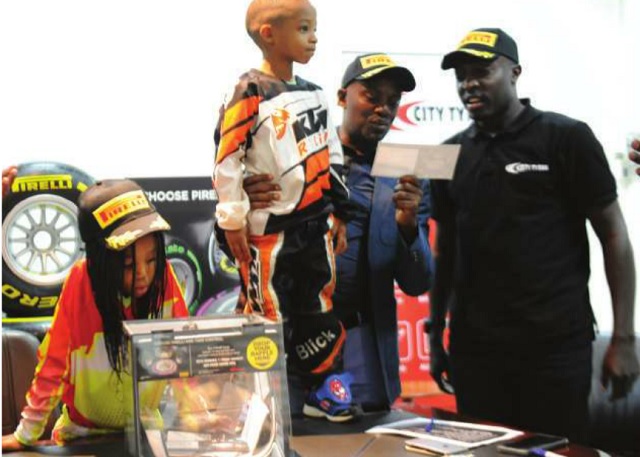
xmin=529 ymin=448 xmax=565 ymax=457
xmin=425 ymin=417 xmax=435 ymax=432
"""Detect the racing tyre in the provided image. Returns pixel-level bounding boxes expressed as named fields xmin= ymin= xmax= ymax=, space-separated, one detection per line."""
xmin=2 ymin=162 xmax=95 ymax=317
xmin=207 ymin=231 xmax=239 ymax=280
xmin=165 ymin=235 xmax=203 ymax=315
xmin=195 ymin=286 xmax=240 ymax=316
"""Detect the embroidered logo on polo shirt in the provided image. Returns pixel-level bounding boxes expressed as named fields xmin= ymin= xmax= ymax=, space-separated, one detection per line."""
xmin=505 ymin=162 xmax=550 ymax=175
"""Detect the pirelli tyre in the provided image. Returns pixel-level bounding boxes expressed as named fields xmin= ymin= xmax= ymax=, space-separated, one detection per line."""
xmin=1 ymin=316 xmax=53 ymax=342
xmin=195 ymin=286 xmax=240 ymax=316
xmin=207 ymin=231 xmax=239 ymax=280
xmin=165 ymin=235 xmax=203 ymax=315
xmin=2 ymin=162 xmax=95 ymax=317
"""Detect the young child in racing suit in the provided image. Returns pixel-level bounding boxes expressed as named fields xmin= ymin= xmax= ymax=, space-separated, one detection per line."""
xmin=213 ymin=0 xmax=360 ymax=422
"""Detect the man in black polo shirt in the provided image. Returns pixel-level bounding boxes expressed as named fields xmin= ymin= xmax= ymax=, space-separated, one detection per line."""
xmin=428 ymin=28 xmax=638 ymax=442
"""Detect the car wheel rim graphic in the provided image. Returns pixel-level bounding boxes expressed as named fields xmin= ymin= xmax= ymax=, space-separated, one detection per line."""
xmin=2 ymin=194 xmax=82 ymax=288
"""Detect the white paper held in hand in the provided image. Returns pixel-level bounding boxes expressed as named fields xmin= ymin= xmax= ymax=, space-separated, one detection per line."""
xmin=371 ymin=143 xmax=461 ymax=180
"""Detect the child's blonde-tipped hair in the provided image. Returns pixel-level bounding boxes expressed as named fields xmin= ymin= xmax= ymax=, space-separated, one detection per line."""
xmin=245 ymin=0 xmax=301 ymax=47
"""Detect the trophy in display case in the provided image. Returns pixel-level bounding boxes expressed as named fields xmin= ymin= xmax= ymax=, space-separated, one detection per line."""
xmin=123 ymin=314 xmax=291 ymax=457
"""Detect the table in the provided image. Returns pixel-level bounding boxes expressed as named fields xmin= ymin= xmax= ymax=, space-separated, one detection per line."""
xmin=292 ymin=433 xmax=606 ymax=457
xmin=7 ymin=409 xmax=608 ymax=456
xmin=290 ymin=409 xmax=606 ymax=457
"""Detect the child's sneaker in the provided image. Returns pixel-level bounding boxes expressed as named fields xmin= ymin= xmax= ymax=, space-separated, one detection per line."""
xmin=302 ymin=373 xmax=362 ymax=422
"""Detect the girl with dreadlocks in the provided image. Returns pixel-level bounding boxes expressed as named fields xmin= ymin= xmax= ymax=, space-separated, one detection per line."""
xmin=2 ymin=179 xmax=188 ymax=451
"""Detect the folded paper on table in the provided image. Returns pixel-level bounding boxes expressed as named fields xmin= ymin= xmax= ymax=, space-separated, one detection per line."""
xmin=404 ymin=436 xmax=473 ymax=456
xmin=371 ymin=143 xmax=461 ymax=180
xmin=366 ymin=417 xmax=522 ymax=449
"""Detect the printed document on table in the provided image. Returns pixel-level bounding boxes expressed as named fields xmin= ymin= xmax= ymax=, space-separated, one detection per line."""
xmin=371 ymin=143 xmax=461 ymax=179
xmin=366 ymin=417 xmax=522 ymax=448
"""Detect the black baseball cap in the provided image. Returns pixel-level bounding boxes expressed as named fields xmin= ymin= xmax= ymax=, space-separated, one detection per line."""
xmin=341 ymin=53 xmax=416 ymax=91
xmin=441 ymin=28 xmax=519 ymax=70
xmin=78 ymin=179 xmax=170 ymax=251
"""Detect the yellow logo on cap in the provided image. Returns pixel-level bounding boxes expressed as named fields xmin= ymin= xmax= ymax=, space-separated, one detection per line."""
xmin=93 ymin=190 xmax=150 ymax=229
xmin=359 ymin=54 xmax=396 ymax=69
xmin=104 ymin=216 xmax=169 ymax=250
xmin=105 ymin=230 xmax=142 ymax=250
xmin=458 ymin=31 xmax=498 ymax=49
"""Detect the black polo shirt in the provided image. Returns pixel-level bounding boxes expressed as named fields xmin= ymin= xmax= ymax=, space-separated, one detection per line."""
xmin=431 ymin=100 xmax=617 ymax=350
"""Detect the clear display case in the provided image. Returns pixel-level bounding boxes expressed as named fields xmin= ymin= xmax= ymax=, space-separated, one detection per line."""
xmin=123 ymin=314 xmax=290 ymax=457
